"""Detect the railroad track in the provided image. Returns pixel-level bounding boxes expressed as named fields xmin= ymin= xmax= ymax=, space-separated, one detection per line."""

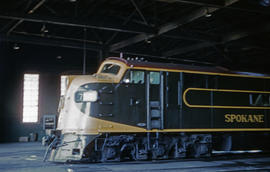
xmin=63 ymin=152 xmax=270 ymax=172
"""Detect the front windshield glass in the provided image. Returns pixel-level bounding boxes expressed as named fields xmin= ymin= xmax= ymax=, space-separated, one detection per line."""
xmin=101 ymin=64 xmax=121 ymax=75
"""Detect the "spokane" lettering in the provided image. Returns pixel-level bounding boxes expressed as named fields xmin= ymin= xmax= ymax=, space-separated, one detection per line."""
xmin=225 ymin=114 xmax=264 ymax=123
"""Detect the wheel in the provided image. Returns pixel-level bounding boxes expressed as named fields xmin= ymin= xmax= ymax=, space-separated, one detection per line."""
xmin=189 ymin=142 xmax=201 ymax=158
xmin=101 ymin=147 xmax=120 ymax=162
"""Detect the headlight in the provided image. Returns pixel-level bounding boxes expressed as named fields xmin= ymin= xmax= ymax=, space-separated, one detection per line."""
xmin=82 ymin=90 xmax=98 ymax=102
xmin=75 ymin=90 xmax=98 ymax=102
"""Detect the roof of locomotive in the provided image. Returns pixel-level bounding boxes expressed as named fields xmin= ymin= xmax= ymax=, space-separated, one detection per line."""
xmin=107 ymin=57 xmax=269 ymax=77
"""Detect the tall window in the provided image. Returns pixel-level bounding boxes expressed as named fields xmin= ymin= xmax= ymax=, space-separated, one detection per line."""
xmin=61 ymin=75 xmax=68 ymax=96
xmin=150 ymin=72 xmax=160 ymax=85
xmin=23 ymin=74 xmax=39 ymax=123
xmin=123 ymin=70 xmax=144 ymax=84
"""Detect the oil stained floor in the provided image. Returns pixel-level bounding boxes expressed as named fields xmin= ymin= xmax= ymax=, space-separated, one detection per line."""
xmin=0 ymin=142 xmax=270 ymax=172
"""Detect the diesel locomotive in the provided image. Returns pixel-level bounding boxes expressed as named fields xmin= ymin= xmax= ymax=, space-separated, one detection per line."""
xmin=46 ymin=57 xmax=270 ymax=162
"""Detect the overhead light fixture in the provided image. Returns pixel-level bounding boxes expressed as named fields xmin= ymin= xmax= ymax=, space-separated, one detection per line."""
xmin=56 ymin=56 xmax=62 ymax=60
xmin=205 ymin=13 xmax=212 ymax=17
xmin=41 ymin=24 xmax=49 ymax=33
xmin=69 ymin=0 xmax=77 ymax=2
xmin=13 ymin=44 xmax=20 ymax=50
xmin=205 ymin=7 xmax=212 ymax=17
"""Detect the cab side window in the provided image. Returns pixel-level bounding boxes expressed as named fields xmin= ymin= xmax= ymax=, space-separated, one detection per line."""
xmin=123 ymin=70 xmax=144 ymax=84
xmin=150 ymin=72 xmax=160 ymax=85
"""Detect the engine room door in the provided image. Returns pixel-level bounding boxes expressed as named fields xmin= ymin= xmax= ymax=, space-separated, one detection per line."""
xmin=118 ymin=70 xmax=146 ymax=128
xmin=146 ymin=71 xmax=164 ymax=130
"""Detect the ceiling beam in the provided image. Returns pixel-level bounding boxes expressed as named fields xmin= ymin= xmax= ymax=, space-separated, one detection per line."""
xmin=160 ymin=0 xmax=269 ymax=14
xmin=109 ymin=0 xmax=239 ymax=51
xmin=157 ymin=0 xmax=225 ymax=7
xmin=130 ymin=0 xmax=149 ymax=26
xmin=0 ymin=33 xmax=102 ymax=52
xmin=163 ymin=42 xmax=213 ymax=57
xmin=163 ymin=23 xmax=270 ymax=57
xmin=0 ymin=33 xmax=226 ymax=66
xmin=7 ymin=0 xmax=46 ymax=35
xmin=0 ymin=14 xmax=154 ymax=35
xmin=105 ymin=9 xmax=138 ymax=45
xmin=0 ymin=33 xmax=170 ymax=60
xmin=13 ymin=31 xmax=102 ymax=45
xmin=0 ymin=14 xmax=220 ymax=45
xmin=162 ymin=32 xmax=220 ymax=42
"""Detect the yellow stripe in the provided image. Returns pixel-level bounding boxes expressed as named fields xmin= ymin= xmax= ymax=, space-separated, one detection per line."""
xmin=88 ymin=117 xmax=270 ymax=133
xmin=96 ymin=59 xmax=270 ymax=85
xmin=185 ymin=87 xmax=270 ymax=94
xmin=183 ymin=88 xmax=270 ymax=109
xmin=130 ymin=66 xmax=270 ymax=79
xmin=97 ymin=128 xmax=270 ymax=133
xmin=68 ymin=117 xmax=270 ymax=134
xmin=100 ymin=59 xmax=270 ymax=79
xmin=79 ymin=128 xmax=270 ymax=134
xmin=152 ymin=128 xmax=270 ymax=132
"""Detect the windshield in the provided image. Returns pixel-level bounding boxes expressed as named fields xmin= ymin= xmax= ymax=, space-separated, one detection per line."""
xmin=101 ymin=64 xmax=121 ymax=75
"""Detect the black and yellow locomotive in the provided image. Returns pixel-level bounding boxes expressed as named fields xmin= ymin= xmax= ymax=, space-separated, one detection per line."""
xmin=47 ymin=57 xmax=270 ymax=162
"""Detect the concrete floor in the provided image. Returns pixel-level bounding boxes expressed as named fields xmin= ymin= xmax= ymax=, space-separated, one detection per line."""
xmin=0 ymin=142 xmax=270 ymax=172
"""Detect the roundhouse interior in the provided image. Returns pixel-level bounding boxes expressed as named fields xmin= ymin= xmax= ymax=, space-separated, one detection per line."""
xmin=0 ymin=0 xmax=270 ymax=171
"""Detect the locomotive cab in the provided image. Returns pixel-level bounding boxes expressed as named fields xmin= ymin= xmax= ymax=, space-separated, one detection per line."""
xmin=96 ymin=59 xmax=127 ymax=83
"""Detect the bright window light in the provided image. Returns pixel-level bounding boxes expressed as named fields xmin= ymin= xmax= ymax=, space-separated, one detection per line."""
xmin=23 ymin=74 xmax=39 ymax=123
xmin=61 ymin=75 xmax=68 ymax=96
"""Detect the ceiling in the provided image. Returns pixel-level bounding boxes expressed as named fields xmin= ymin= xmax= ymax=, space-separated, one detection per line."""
xmin=0 ymin=0 xmax=270 ymax=73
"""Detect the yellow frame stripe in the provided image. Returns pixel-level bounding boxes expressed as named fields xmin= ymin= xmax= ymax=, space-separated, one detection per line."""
xmin=73 ymin=117 xmax=270 ymax=134
xmin=96 ymin=59 xmax=270 ymax=85
xmin=183 ymin=87 xmax=270 ymax=109
xmin=131 ymin=66 xmax=270 ymax=79
xmin=92 ymin=128 xmax=270 ymax=134
xmin=151 ymin=128 xmax=270 ymax=132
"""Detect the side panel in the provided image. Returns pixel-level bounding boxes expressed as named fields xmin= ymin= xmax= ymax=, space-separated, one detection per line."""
xmin=181 ymin=73 xmax=270 ymax=129
xmin=181 ymin=73 xmax=212 ymax=128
